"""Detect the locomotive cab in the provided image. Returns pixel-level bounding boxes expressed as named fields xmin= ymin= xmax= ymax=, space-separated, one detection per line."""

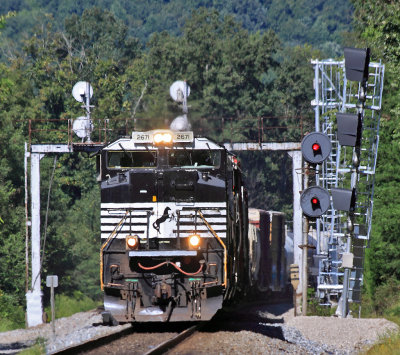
xmin=99 ymin=130 xmax=246 ymax=323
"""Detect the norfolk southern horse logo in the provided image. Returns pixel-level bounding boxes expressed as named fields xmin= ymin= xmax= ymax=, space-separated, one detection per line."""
xmin=153 ymin=207 xmax=175 ymax=233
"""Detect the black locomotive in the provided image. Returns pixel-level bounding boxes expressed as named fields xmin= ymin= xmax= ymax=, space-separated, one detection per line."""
xmin=98 ymin=130 xmax=249 ymax=323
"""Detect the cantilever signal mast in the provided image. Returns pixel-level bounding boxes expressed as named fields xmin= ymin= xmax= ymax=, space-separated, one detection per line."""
xmin=26 ymin=81 xmax=100 ymax=328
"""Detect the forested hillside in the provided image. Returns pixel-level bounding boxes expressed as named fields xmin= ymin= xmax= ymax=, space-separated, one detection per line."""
xmin=0 ymin=0 xmax=352 ymax=57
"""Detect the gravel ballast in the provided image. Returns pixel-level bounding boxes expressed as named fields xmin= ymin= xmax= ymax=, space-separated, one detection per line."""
xmin=0 ymin=305 xmax=398 ymax=354
xmin=0 ymin=310 xmax=130 ymax=354
xmin=285 ymin=315 xmax=398 ymax=353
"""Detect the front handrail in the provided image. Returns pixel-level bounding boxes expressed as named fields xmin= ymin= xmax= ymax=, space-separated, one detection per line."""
xmin=197 ymin=210 xmax=227 ymax=287
xmin=100 ymin=210 xmax=129 ymax=290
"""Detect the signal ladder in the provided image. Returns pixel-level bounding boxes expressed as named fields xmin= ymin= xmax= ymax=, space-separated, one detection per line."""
xmin=311 ymin=59 xmax=384 ymax=312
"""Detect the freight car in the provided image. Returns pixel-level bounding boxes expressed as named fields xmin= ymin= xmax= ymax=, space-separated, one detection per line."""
xmin=98 ymin=130 xmax=249 ymax=323
xmin=248 ymin=208 xmax=286 ymax=294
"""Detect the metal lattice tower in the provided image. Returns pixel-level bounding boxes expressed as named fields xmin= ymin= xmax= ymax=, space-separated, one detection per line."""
xmin=311 ymin=59 xmax=384 ymax=311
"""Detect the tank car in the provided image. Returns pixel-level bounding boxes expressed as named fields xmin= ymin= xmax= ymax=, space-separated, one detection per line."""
xmin=98 ymin=130 xmax=248 ymax=323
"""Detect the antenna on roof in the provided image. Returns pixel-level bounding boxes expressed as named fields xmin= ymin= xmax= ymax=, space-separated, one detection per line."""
xmin=169 ymin=80 xmax=191 ymax=131
xmin=72 ymin=81 xmax=94 ymax=142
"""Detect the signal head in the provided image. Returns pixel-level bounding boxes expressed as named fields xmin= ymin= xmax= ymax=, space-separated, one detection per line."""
xmin=300 ymin=186 xmax=330 ymax=218
xmin=344 ymin=47 xmax=370 ymax=83
xmin=331 ymin=188 xmax=356 ymax=212
xmin=336 ymin=113 xmax=362 ymax=147
xmin=301 ymin=132 xmax=332 ymax=164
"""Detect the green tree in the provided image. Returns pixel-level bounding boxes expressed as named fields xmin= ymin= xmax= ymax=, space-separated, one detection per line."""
xmin=147 ymin=9 xmax=282 ymax=127
xmin=0 ymin=1 xmax=353 ymax=57
xmin=0 ymin=8 xmax=144 ymax=305
xmin=0 ymin=61 xmax=38 ymax=299
xmin=351 ymin=0 xmax=400 ymax=303
xmin=0 ymin=11 xmax=15 ymax=30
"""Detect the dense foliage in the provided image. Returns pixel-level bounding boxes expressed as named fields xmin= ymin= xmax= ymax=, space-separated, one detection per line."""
xmin=0 ymin=0 xmax=352 ymax=58
xmin=350 ymin=0 xmax=400 ymax=314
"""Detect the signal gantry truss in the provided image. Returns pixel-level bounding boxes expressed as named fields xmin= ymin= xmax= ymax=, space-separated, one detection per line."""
xmin=311 ymin=58 xmax=385 ymax=315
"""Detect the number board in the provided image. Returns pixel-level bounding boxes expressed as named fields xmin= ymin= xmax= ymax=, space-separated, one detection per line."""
xmin=132 ymin=132 xmax=152 ymax=143
xmin=173 ymin=131 xmax=193 ymax=143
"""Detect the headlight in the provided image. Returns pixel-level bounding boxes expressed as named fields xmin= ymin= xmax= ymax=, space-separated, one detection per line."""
xmin=126 ymin=235 xmax=139 ymax=250
xmin=154 ymin=133 xmax=163 ymax=144
xmin=153 ymin=131 xmax=173 ymax=145
xmin=163 ymin=133 xmax=172 ymax=143
xmin=189 ymin=234 xmax=200 ymax=248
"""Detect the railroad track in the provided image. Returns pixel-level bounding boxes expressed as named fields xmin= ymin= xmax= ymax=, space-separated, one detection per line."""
xmin=51 ymin=321 xmax=202 ymax=355
xmin=49 ymin=325 xmax=134 ymax=355
xmin=1 ymin=301 xmax=292 ymax=354
xmin=143 ymin=324 xmax=201 ymax=355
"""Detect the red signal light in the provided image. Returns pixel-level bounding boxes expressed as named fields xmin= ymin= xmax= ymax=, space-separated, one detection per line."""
xmin=312 ymin=143 xmax=321 ymax=151
xmin=311 ymin=197 xmax=319 ymax=206
xmin=301 ymin=132 xmax=331 ymax=164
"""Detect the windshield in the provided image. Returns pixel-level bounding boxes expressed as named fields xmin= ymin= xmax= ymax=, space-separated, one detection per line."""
xmin=168 ymin=150 xmax=221 ymax=168
xmin=107 ymin=151 xmax=157 ymax=169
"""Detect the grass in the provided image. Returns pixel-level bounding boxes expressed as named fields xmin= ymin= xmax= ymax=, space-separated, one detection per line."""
xmin=44 ymin=291 xmax=100 ymax=320
xmin=360 ymin=281 xmax=400 ymax=354
xmin=0 ymin=291 xmax=25 ymax=331
xmin=0 ymin=317 xmax=24 ymax=332
xmin=365 ymin=331 xmax=400 ymax=355
xmin=18 ymin=345 xmax=45 ymax=355
xmin=365 ymin=314 xmax=400 ymax=355
xmin=0 ymin=290 xmax=100 ymax=332
xmin=18 ymin=338 xmax=46 ymax=355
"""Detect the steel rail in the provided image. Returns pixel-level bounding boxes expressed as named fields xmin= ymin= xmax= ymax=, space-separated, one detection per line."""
xmin=143 ymin=324 xmax=201 ymax=355
xmin=48 ymin=324 xmax=132 ymax=354
xmin=50 ymin=323 xmax=202 ymax=355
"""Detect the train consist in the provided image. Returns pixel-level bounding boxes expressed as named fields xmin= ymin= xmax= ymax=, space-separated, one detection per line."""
xmin=97 ymin=130 xmax=286 ymax=324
